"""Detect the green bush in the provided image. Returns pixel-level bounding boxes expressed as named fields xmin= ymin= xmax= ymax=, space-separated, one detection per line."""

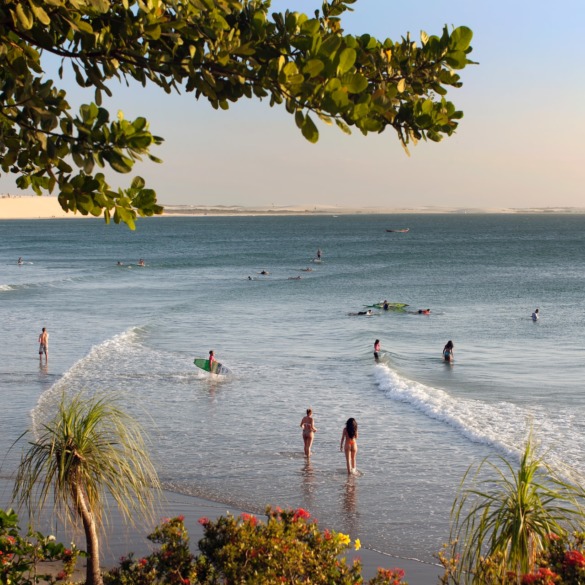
xmin=106 ymin=508 xmax=408 ymax=585
xmin=0 ymin=508 xmax=82 ymax=584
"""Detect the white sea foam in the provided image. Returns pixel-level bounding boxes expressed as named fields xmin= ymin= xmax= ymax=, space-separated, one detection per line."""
xmin=31 ymin=328 xmax=144 ymax=435
xmin=373 ymin=363 xmax=585 ymax=476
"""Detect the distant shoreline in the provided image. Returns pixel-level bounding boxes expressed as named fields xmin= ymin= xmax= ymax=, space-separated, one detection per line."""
xmin=1 ymin=195 xmax=585 ymax=219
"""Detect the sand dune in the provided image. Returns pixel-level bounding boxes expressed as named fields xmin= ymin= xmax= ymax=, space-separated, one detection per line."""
xmin=1 ymin=195 xmax=584 ymax=219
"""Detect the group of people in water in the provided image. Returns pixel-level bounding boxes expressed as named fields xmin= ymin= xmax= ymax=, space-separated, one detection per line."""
xmin=300 ymin=409 xmax=358 ymax=474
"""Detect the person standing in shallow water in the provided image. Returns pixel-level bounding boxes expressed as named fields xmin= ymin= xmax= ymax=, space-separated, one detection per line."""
xmin=300 ymin=408 xmax=317 ymax=457
xmin=443 ymin=340 xmax=454 ymax=362
xmin=374 ymin=339 xmax=381 ymax=362
xmin=340 ymin=418 xmax=358 ymax=474
xmin=38 ymin=327 xmax=48 ymax=361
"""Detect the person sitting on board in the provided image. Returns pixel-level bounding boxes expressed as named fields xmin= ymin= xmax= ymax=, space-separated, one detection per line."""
xmin=374 ymin=339 xmax=381 ymax=361
xmin=443 ymin=340 xmax=454 ymax=362
xmin=532 ymin=308 xmax=539 ymax=321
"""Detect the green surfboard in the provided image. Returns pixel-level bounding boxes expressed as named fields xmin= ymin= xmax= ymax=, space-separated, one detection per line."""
xmin=364 ymin=302 xmax=409 ymax=310
xmin=194 ymin=358 xmax=231 ymax=376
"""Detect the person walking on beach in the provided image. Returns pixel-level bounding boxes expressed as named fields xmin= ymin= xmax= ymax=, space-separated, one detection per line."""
xmin=532 ymin=308 xmax=539 ymax=321
xmin=443 ymin=340 xmax=454 ymax=362
xmin=340 ymin=418 xmax=358 ymax=474
xmin=38 ymin=327 xmax=48 ymax=361
xmin=374 ymin=339 xmax=381 ymax=362
xmin=300 ymin=408 xmax=317 ymax=457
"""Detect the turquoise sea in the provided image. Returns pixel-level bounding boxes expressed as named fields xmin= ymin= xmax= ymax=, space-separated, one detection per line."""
xmin=1 ymin=214 xmax=584 ymax=564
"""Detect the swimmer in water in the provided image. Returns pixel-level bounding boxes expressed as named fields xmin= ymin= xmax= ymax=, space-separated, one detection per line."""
xmin=532 ymin=308 xmax=539 ymax=321
xmin=374 ymin=339 xmax=381 ymax=361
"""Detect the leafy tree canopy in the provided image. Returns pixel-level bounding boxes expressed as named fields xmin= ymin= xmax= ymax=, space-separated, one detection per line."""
xmin=0 ymin=0 xmax=474 ymax=228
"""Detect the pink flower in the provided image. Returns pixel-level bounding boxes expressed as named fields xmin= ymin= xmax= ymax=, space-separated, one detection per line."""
xmin=546 ymin=532 xmax=561 ymax=541
xmin=324 ymin=529 xmax=332 ymax=541
xmin=56 ymin=570 xmax=67 ymax=581
xmin=198 ymin=517 xmax=210 ymax=526
xmin=177 ymin=514 xmax=185 ymax=522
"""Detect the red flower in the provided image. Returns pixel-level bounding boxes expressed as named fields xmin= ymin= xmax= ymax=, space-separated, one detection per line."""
xmin=181 ymin=579 xmax=190 ymax=585
xmin=139 ymin=558 xmax=148 ymax=566
xmin=198 ymin=517 xmax=210 ymax=526
xmin=565 ymin=550 xmax=585 ymax=567
xmin=241 ymin=513 xmax=258 ymax=526
xmin=324 ymin=529 xmax=332 ymax=541
xmin=56 ymin=570 xmax=67 ymax=581
xmin=293 ymin=508 xmax=311 ymax=521
xmin=177 ymin=515 xmax=185 ymax=522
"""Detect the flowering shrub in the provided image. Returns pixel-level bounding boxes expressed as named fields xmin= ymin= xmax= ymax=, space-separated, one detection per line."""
xmin=0 ymin=508 xmax=83 ymax=584
xmin=106 ymin=508 xmax=407 ymax=585
xmin=104 ymin=515 xmax=195 ymax=585
xmin=439 ymin=533 xmax=585 ymax=585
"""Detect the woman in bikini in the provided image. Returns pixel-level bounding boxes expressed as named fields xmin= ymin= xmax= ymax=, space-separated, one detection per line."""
xmin=340 ymin=417 xmax=358 ymax=474
xmin=443 ymin=340 xmax=454 ymax=363
xmin=300 ymin=408 xmax=317 ymax=457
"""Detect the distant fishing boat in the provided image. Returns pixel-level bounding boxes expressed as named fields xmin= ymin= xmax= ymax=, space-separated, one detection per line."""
xmin=386 ymin=228 xmax=409 ymax=233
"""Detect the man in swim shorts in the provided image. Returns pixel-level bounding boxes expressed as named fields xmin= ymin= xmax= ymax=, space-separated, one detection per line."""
xmin=38 ymin=327 xmax=48 ymax=361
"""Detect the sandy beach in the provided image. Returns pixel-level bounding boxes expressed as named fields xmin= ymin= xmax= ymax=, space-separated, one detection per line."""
xmin=0 ymin=478 xmax=442 ymax=584
xmin=1 ymin=194 xmax=585 ymax=219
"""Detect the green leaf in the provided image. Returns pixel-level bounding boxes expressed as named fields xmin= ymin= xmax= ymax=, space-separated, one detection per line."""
xmin=303 ymin=59 xmax=325 ymax=78
xmin=337 ymin=48 xmax=356 ymax=74
xmin=295 ymin=110 xmax=304 ymax=129
xmin=28 ymin=1 xmax=51 ymax=26
xmin=445 ymin=50 xmax=468 ymax=70
xmin=301 ymin=114 xmax=319 ymax=143
xmin=344 ymin=73 xmax=368 ymax=94
xmin=14 ymin=4 xmax=33 ymax=30
xmin=450 ymin=26 xmax=473 ymax=51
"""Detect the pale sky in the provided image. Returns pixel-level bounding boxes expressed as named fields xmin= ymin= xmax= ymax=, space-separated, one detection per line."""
xmin=2 ymin=0 xmax=584 ymax=209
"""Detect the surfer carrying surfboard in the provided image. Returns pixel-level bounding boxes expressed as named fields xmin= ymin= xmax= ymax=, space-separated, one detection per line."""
xmin=208 ymin=350 xmax=215 ymax=370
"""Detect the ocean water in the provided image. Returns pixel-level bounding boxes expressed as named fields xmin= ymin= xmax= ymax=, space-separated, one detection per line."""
xmin=1 ymin=214 xmax=584 ymax=563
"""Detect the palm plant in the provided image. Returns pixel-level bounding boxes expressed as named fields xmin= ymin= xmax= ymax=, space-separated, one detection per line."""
xmin=450 ymin=435 xmax=585 ymax=584
xmin=13 ymin=392 xmax=160 ymax=585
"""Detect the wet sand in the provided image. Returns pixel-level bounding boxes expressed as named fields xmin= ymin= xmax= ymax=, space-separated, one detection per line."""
xmin=0 ymin=479 xmax=442 ymax=584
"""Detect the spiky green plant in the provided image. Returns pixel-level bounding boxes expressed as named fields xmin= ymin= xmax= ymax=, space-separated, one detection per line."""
xmin=13 ymin=392 xmax=160 ymax=585
xmin=450 ymin=435 xmax=585 ymax=584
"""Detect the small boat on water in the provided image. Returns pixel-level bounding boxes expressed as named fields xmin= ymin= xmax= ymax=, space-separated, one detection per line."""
xmin=386 ymin=228 xmax=409 ymax=233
